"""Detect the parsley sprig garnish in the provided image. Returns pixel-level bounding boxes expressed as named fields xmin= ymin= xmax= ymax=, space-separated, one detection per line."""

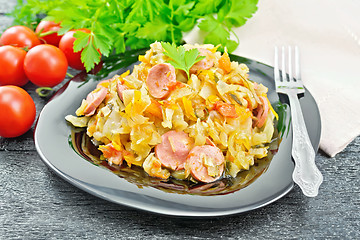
xmin=161 ymin=42 xmax=205 ymax=79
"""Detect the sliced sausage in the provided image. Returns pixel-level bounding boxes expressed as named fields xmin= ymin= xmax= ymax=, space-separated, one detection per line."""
xmin=116 ymin=81 xmax=128 ymax=101
xmin=155 ymin=130 xmax=193 ymax=171
xmin=190 ymin=48 xmax=214 ymax=74
xmin=186 ymin=145 xmax=225 ymax=183
xmin=255 ymin=96 xmax=269 ymax=128
xmin=83 ymin=86 xmax=108 ymax=116
xmin=146 ymin=63 xmax=176 ymax=99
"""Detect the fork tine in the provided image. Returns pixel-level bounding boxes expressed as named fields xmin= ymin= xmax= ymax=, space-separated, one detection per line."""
xmin=288 ymin=46 xmax=293 ymax=82
xmin=295 ymin=46 xmax=301 ymax=82
xmin=281 ymin=46 xmax=287 ymax=82
xmin=274 ymin=46 xmax=280 ymax=81
xmin=274 ymin=45 xmax=305 ymax=93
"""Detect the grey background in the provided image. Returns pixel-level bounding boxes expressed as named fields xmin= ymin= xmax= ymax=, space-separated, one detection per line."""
xmin=1 ymin=1 xmax=359 ymax=239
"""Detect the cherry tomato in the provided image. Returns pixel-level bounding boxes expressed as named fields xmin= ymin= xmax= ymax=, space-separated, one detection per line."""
xmin=0 ymin=25 xmax=41 ymax=49
xmin=0 ymin=46 xmax=28 ymax=86
xmin=0 ymin=86 xmax=36 ymax=138
xmin=59 ymin=29 xmax=100 ymax=70
xmin=35 ymin=20 xmax=63 ymax=47
xmin=24 ymin=44 xmax=68 ymax=87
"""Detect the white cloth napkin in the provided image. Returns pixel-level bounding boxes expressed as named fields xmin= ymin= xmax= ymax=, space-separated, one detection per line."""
xmin=185 ymin=0 xmax=360 ymax=157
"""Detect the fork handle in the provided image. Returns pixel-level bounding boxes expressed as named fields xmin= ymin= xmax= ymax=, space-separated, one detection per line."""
xmin=288 ymin=92 xmax=323 ymax=197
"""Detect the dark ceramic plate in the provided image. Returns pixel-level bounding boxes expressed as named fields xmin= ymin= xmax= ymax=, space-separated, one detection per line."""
xmin=34 ymin=54 xmax=321 ymax=217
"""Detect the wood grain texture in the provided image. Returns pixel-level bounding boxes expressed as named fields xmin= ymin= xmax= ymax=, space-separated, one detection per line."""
xmin=0 ymin=1 xmax=359 ymax=239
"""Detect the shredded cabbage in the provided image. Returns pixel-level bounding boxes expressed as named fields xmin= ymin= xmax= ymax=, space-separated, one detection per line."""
xmin=67 ymin=41 xmax=276 ymax=180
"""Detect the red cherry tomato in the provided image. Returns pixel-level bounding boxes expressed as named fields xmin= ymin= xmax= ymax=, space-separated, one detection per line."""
xmin=0 ymin=86 xmax=36 ymax=138
xmin=0 ymin=25 xmax=41 ymax=49
xmin=59 ymin=29 xmax=100 ymax=70
xmin=0 ymin=46 xmax=28 ymax=86
xmin=24 ymin=44 xmax=68 ymax=87
xmin=35 ymin=20 xmax=63 ymax=47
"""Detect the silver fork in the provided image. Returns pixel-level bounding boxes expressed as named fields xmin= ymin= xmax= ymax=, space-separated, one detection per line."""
xmin=274 ymin=46 xmax=323 ymax=197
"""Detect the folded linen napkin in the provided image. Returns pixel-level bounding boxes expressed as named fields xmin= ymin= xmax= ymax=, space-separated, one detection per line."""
xmin=184 ymin=0 xmax=360 ymax=157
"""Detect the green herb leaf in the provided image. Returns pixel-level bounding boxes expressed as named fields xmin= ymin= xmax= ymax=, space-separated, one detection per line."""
xmin=73 ymin=31 xmax=90 ymax=52
xmin=184 ymin=48 xmax=203 ymax=70
xmin=81 ymin=38 xmax=101 ymax=72
xmin=221 ymin=0 xmax=259 ymax=28
xmin=126 ymin=0 xmax=163 ymax=24
xmin=191 ymin=0 xmax=222 ymax=16
xmin=198 ymin=0 xmax=258 ymax=51
xmin=274 ymin=101 xmax=290 ymax=138
xmin=113 ymin=33 xmax=126 ymax=54
xmin=161 ymin=42 xmax=205 ymax=78
xmin=199 ymin=15 xmax=231 ymax=51
xmin=93 ymin=34 xmax=111 ymax=57
xmin=136 ymin=18 xmax=169 ymax=41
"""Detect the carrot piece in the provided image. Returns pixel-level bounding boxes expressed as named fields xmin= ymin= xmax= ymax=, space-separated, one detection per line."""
xmin=145 ymin=98 xmax=163 ymax=119
xmin=219 ymin=51 xmax=231 ymax=73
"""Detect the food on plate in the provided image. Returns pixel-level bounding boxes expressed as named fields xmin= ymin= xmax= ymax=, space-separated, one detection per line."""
xmin=66 ymin=42 xmax=278 ymax=184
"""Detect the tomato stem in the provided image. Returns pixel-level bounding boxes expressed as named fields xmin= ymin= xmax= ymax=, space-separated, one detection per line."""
xmin=66 ymin=72 xmax=74 ymax=78
xmin=36 ymin=87 xmax=54 ymax=97
xmin=37 ymin=30 xmax=58 ymax=38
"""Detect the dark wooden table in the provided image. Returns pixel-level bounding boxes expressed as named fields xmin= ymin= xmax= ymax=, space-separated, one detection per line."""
xmin=1 ymin=2 xmax=359 ymax=239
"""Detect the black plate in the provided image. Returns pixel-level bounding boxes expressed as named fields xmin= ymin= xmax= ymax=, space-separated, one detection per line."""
xmin=34 ymin=54 xmax=321 ymax=217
